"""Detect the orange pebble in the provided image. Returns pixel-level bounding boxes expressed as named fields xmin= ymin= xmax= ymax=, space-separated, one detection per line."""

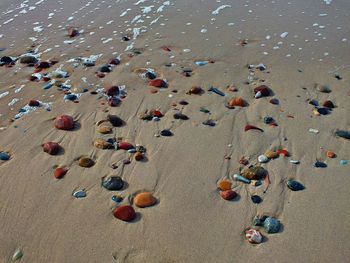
xmin=218 ymin=180 xmax=232 ymax=191
xmin=326 ymin=151 xmax=336 ymax=158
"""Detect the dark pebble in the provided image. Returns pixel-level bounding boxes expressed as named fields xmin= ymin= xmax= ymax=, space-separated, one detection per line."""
xmin=251 ymin=195 xmax=262 ymax=204
xmin=179 ymin=100 xmax=189 ymax=105
xmin=102 ymin=176 xmax=124 ymax=191
xmin=263 ymin=116 xmax=274 ymax=124
xmin=317 ymin=107 xmax=329 ymax=115
xmin=173 ymin=113 xmax=189 ymax=120
xmin=145 ymin=71 xmax=156 ymax=80
xmin=202 ymin=120 xmax=216 ymax=127
xmin=107 ymin=115 xmax=124 ymax=127
xmin=287 ymin=179 xmax=304 ymax=191
xmin=160 ymin=129 xmax=173 ymax=136
xmin=0 ymin=152 xmax=10 ymax=160
xmin=335 ymin=130 xmax=350 ymax=140
xmin=314 ymin=161 xmax=327 ymax=168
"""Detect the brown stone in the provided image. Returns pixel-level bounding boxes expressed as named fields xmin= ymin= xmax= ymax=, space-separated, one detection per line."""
xmin=134 ymin=192 xmax=157 ymax=208
xmin=218 ymin=180 xmax=232 ymax=191
xmin=78 ymin=157 xmax=95 ymax=168
xmin=113 ymin=205 xmax=136 ymax=221
xmin=42 ymin=142 xmax=61 ymax=155
xmin=54 ymin=115 xmax=74 ymax=130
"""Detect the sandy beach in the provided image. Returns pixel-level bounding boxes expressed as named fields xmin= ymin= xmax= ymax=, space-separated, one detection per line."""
xmin=0 ymin=0 xmax=349 ymax=262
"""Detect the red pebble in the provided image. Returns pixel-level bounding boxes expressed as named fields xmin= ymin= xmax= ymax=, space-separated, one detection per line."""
xmin=33 ymin=68 xmax=42 ymax=73
xmin=254 ymin=85 xmax=270 ymax=97
xmin=68 ymin=28 xmax=79 ymax=37
xmin=54 ymin=167 xmax=67 ymax=179
xmin=96 ymin=72 xmax=105 ymax=78
xmin=277 ymin=149 xmax=289 ymax=157
xmin=244 ymin=124 xmax=264 ymax=132
xmin=151 ymin=110 xmax=162 ymax=118
xmin=118 ymin=142 xmax=134 ymax=150
xmin=113 ymin=205 xmax=136 ymax=222
xmin=220 ymin=190 xmax=237 ymax=200
xmin=28 ymin=100 xmax=40 ymax=107
xmin=42 ymin=142 xmax=61 ymax=155
xmin=162 ymin=46 xmax=171 ymax=52
xmin=149 ymin=79 xmax=167 ymax=88
xmin=42 ymin=77 xmax=51 ymax=82
xmin=105 ymin=85 xmax=119 ymax=96
xmin=54 ymin=115 xmax=74 ymax=130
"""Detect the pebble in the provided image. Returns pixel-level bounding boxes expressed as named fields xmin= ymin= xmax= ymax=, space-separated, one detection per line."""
xmin=73 ymin=190 xmax=86 ymax=198
xmin=105 ymin=85 xmax=119 ymax=96
xmin=265 ymin=150 xmax=278 ymax=159
xmin=287 ymin=179 xmax=304 ymax=191
xmin=253 ymin=215 xmax=268 ymax=226
xmin=227 ymin=97 xmax=246 ymax=108
xmin=149 ymin=79 xmax=167 ymax=88
xmin=258 ymin=155 xmax=269 ymax=163
xmin=107 ymin=115 xmax=124 ymax=127
xmin=78 ymin=157 xmax=95 ymax=167
xmin=316 ymin=84 xmax=331 ymax=93
xmin=108 ymin=97 xmax=121 ymax=107
xmin=322 ymin=100 xmax=335 ymax=108
xmin=242 ymin=166 xmax=267 ymax=180
xmin=113 ymin=205 xmax=136 ymax=222
xmin=218 ymin=180 xmax=232 ymax=191
xmin=94 ymin=138 xmax=113 ymax=149
xmin=28 ymin=100 xmax=40 ymax=107
xmin=128 ymin=149 xmax=137 ymax=153
xmin=340 ymin=160 xmax=348 ymax=165
xmin=202 ymin=120 xmax=216 ymax=127
xmin=42 ymin=142 xmax=61 ymax=155
xmin=0 ymin=152 xmax=10 ymax=160
xmin=263 ymin=116 xmax=274 ymax=124
xmin=186 ymin=86 xmax=203 ymax=95
xmin=160 ymin=129 xmax=173 ymax=136
xmin=309 ymin=128 xmax=319 ymax=134
xmin=97 ymin=125 xmax=112 ymax=134
xmin=54 ymin=167 xmax=67 ymax=179
xmin=335 ymin=130 xmax=350 ymax=140
xmin=118 ymin=142 xmax=134 ymax=150
xmin=251 ymin=195 xmax=262 ymax=204
xmin=112 ymin=195 xmax=123 ymax=203
xmin=263 ymin=217 xmax=280 ymax=233
xmin=134 ymin=192 xmax=157 ymax=208
xmin=54 ymin=115 xmax=75 ymax=130
xmin=12 ymin=248 xmax=23 ymax=261
xmin=314 ymin=161 xmax=327 ymax=168
xmin=179 ymin=100 xmax=189 ymax=105
xmin=100 ymin=65 xmax=112 ymax=73
xmin=326 ymin=151 xmax=336 ymax=158
xmin=220 ymin=189 xmax=237 ymax=200
xmin=173 ymin=113 xmax=189 ymax=120
xmin=269 ymin=98 xmax=279 ymax=105
xmin=102 ymin=176 xmax=124 ymax=191
xmin=245 ymin=229 xmax=263 ymax=244
xmin=134 ymin=151 xmax=144 ymax=161
xmin=20 ymin=55 xmax=38 ymax=64
xmin=254 ymin=85 xmax=271 ymax=98
xmin=233 ymin=174 xmax=251 ymax=184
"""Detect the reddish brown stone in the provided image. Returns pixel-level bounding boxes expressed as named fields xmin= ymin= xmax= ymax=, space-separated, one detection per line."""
xmin=220 ymin=190 xmax=237 ymax=200
xmin=42 ymin=142 xmax=61 ymax=155
xmin=109 ymin=58 xmax=120 ymax=65
xmin=54 ymin=115 xmax=74 ymax=130
xmin=149 ymin=79 xmax=167 ymax=88
xmin=227 ymin=97 xmax=246 ymax=108
xmin=68 ymin=28 xmax=79 ymax=37
xmin=245 ymin=124 xmax=263 ymax=132
xmin=322 ymin=100 xmax=335 ymax=108
xmin=28 ymin=100 xmax=40 ymax=107
xmin=113 ymin=205 xmax=136 ymax=222
xmin=118 ymin=142 xmax=134 ymax=150
xmin=105 ymin=86 xmax=119 ymax=96
xmin=36 ymin=61 xmax=50 ymax=69
xmin=254 ymin=85 xmax=271 ymax=97
xmin=186 ymin=86 xmax=203 ymax=95
xmin=54 ymin=167 xmax=67 ymax=179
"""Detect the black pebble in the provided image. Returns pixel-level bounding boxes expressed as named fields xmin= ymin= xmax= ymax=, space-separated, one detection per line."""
xmin=102 ymin=176 xmax=124 ymax=191
xmin=251 ymin=195 xmax=262 ymax=204
xmin=160 ymin=129 xmax=173 ymax=136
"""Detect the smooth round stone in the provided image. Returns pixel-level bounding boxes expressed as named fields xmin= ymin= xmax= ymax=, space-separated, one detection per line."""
xmin=113 ymin=205 xmax=136 ymax=222
xmin=102 ymin=176 xmax=124 ymax=191
xmin=94 ymin=138 xmax=113 ymax=149
xmin=97 ymin=125 xmax=112 ymax=134
xmin=134 ymin=192 xmax=157 ymax=208
xmin=134 ymin=152 xmax=144 ymax=161
xmin=12 ymin=248 xmax=23 ymax=261
xmin=100 ymin=65 xmax=112 ymax=73
xmin=335 ymin=130 xmax=350 ymax=140
xmin=178 ymin=100 xmax=189 ymax=105
xmin=78 ymin=157 xmax=95 ymax=168
xmin=202 ymin=120 xmax=216 ymax=126
xmin=145 ymin=71 xmax=156 ymax=79
xmin=107 ymin=114 xmax=123 ymax=127
xmin=242 ymin=166 xmax=267 ymax=180
xmin=108 ymin=97 xmax=121 ymax=107
xmin=314 ymin=161 xmax=327 ymax=168
xmin=28 ymin=99 xmax=40 ymax=107
xmin=220 ymin=190 xmax=237 ymax=200
xmin=54 ymin=115 xmax=74 ymax=130
xmin=109 ymin=58 xmax=120 ymax=65
xmin=287 ymin=179 xmax=304 ymax=191
xmin=64 ymin=94 xmax=77 ymax=101
xmin=0 ymin=152 xmax=10 ymax=160
xmin=253 ymin=215 xmax=268 ymax=226
xmin=317 ymin=107 xmax=329 ymax=115
xmin=105 ymin=85 xmax=119 ymax=96
xmin=263 ymin=217 xmax=280 ymax=233
xmin=265 ymin=150 xmax=278 ymax=159
xmin=326 ymin=151 xmax=336 ymax=158
xmin=0 ymin=56 xmax=13 ymax=64
xmin=245 ymin=229 xmax=263 ymax=244
xmin=36 ymin=61 xmax=50 ymax=69
xmin=227 ymin=97 xmax=246 ymax=108
xmin=148 ymin=79 xmax=167 ymax=88
xmin=187 ymin=86 xmax=203 ymax=94
xmin=118 ymin=142 xmax=134 ymax=150
xmin=54 ymin=167 xmax=67 ymax=179
xmin=251 ymin=195 xmax=262 ymax=204
xmin=218 ymin=180 xmax=232 ymax=191
xmin=263 ymin=116 xmax=274 ymax=124
xmin=112 ymin=195 xmax=123 ymax=203
xmin=322 ymin=100 xmax=335 ymax=108
xmin=68 ymin=28 xmax=79 ymax=37
xmin=160 ymin=129 xmax=173 ymax=136
xmin=258 ymin=155 xmax=269 ymax=163
xmin=73 ymin=190 xmax=86 ymax=198
xmin=20 ymin=55 xmax=38 ymax=64
xmin=269 ymin=98 xmax=279 ymax=105
xmin=173 ymin=113 xmax=189 ymax=120
xmin=42 ymin=142 xmax=61 ymax=155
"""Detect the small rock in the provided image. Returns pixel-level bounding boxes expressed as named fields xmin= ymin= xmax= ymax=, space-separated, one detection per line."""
xmin=335 ymin=130 xmax=350 ymax=140
xmin=245 ymin=229 xmax=263 ymax=244
xmin=242 ymin=166 xmax=267 ymax=180
xmin=102 ymin=176 xmax=124 ymax=191
xmin=134 ymin=192 xmax=157 ymax=208
xmin=263 ymin=116 xmax=274 ymax=124
xmin=263 ymin=217 xmax=280 ymax=233
xmin=134 ymin=151 xmax=144 ymax=161
xmin=100 ymin=65 xmax=112 ymax=73
xmin=0 ymin=152 xmax=10 ymax=160
xmin=173 ymin=113 xmax=189 ymax=120
xmin=253 ymin=215 xmax=268 ymax=226
xmin=322 ymin=100 xmax=335 ymax=108
xmin=107 ymin=114 xmax=123 ymax=127
xmin=118 ymin=142 xmax=134 ymax=150
xmin=54 ymin=167 xmax=67 ymax=179
xmin=108 ymin=97 xmax=121 ymax=107
xmin=12 ymin=248 xmax=23 ymax=261
xmin=179 ymin=100 xmax=189 ymax=105
xmin=97 ymin=125 xmax=112 ymax=134
xmin=326 ymin=151 xmax=336 ymax=158
xmin=269 ymin=98 xmax=279 ymax=105
xmin=258 ymin=155 xmax=269 ymax=163
xmin=265 ymin=150 xmax=278 ymax=159
xmin=78 ymin=157 xmax=95 ymax=168
xmin=54 ymin=115 xmax=74 ymax=130
xmin=218 ymin=180 xmax=232 ymax=191
xmin=68 ymin=28 xmax=79 ymax=37
xmin=20 ymin=55 xmax=38 ymax=64
xmin=160 ymin=129 xmax=173 ymax=136
xmin=316 ymin=84 xmax=331 ymax=93
xmin=149 ymin=79 xmax=167 ymax=88
xmin=73 ymin=190 xmax=86 ymax=198
xmin=220 ymin=190 xmax=237 ymax=200
xmin=254 ymin=85 xmax=271 ymax=98
xmin=109 ymin=58 xmax=120 ymax=65
xmin=186 ymin=86 xmax=203 ymax=95
xmin=112 ymin=195 xmax=123 ymax=202
xmin=202 ymin=120 xmax=216 ymax=127
xmin=314 ymin=161 xmax=327 ymax=168
xmin=113 ymin=205 xmax=136 ymax=222
xmin=227 ymin=97 xmax=246 ymax=108
xmin=28 ymin=100 xmax=40 ymax=107
xmin=287 ymin=179 xmax=304 ymax=191
xmin=42 ymin=142 xmax=61 ymax=155
xmin=105 ymin=85 xmax=119 ymax=96
xmin=94 ymin=138 xmax=113 ymax=149
xmin=251 ymin=195 xmax=262 ymax=204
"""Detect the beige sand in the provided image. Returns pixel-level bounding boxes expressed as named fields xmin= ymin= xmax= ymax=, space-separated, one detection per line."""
xmin=0 ymin=0 xmax=349 ymax=262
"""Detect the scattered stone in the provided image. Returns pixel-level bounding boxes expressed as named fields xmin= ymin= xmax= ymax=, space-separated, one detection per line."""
xmin=245 ymin=229 xmax=263 ymax=244
xmin=186 ymin=86 xmax=203 ymax=95
xmin=277 ymin=149 xmax=289 ymax=157
xmin=253 ymin=215 xmax=268 ymax=226
xmin=287 ymin=179 xmax=304 ymax=191
xmin=105 ymin=85 xmax=119 ymax=96
xmin=227 ymin=97 xmax=247 ymax=108
xmin=54 ymin=167 xmax=67 ymax=179
xmin=202 ymin=120 xmax=216 ymax=126
xmin=78 ymin=157 xmax=95 ymax=167
xmin=68 ymin=28 xmax=79 ymax=37
xmin=265 ymin=150 xmax=279 ymax=159
xmin=160 ymin=129 xmax=173 ymax=136
xmin=179 ymin=100 xmax=189 ymax=105
xmin=109 ymin=58 xmax=120 ymax=65
xmin=0 ymin=152 xmax=10 ymax=160
xmin=323 ymin=100 xmax=335 ymax=108
xmin=107 ymin=114 xmax=123 ymax=127
xmin=134 ymin=192 xmax=157 ymax=208
xmin=218 ymin=180 xmax=232 ymax=191
xmin=102 ymin=176 xmax=124 ymax=191
xmin=42 ymin=142 xmax=61 ymax=155
xmin=242 ymin=166 xmax=267 ymax=180
xmin=149 ymin=79 xmax=167 ymax=88
xmin=97 ymin=125 xmax=112 ymax=134
xmin=134 ymin=151 xmax=144 ymax=161
xmin=113 ymin=205 xmax=136 ymax=222
xmin=208 ymin=86 xmax=225 ymax=96
xmin=36 ymin=61 xmax=50 ymax=69
xmin=118 ymin=142 xmax=134 ymax=150
xmin=263 ymin=217 xmax=280 ymax=233
xmin=0 ymin=56 xmax=13 ymax=64
xmin=108 ymin=97 xmax=121 ymax=107
xmin=254 ymin=85 xmax=271 ymax=98
xmin=100 ymin=65 xmax=112 ymax=73
xmin=220 ymin=189 xmax=237 ymax=200
xmin=335 ymin=130 xmax=350 ymax=140
xmin=316 ymin=84 xmax=331 ymax=93
xmin=258 ymin=155 xmax=269 ymax=163
xmin=73 ymin=190 xmax=86 ymax=198
xmin=112 ymin=195 xmax=123 ymax=203
xmin=94 ymin=138 xmax=113 ymax=149
xmin=269 ymin=98 xmax=279 ymax=105
xmin=263 ymin=116 xmax=274 ymax=124
xmin=314 ymin=161 xmax=327 ymax=168
xmin=12 ymin=248 xmax=23 ymax=261
xmin=326 ymin=151 xmax=336 ymax=158
xmin=173 ymin=113 xmax=189 ymax=120
xmin=251 ymin=195 xmax=262 ymax=204
xmin=20 ymin=55 xmax=38 ymax=64
xmin=54 ymin=115 xmax=75 ymax=130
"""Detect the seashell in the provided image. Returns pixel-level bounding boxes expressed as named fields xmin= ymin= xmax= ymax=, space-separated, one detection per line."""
xmin=78 ymin=157 xmax=95 ymax=168
xmin=0 ymin=152 xmax=10 ymax=161
xmin=107 ymin=114 xmax=123 ymax=127
xmin=94 ymin=138 xmax=113 ymax=149
xmin=102 ymin=176 xmax=124 ymax=191
xmin=54 ymin=115 xmax=74 ymax=130
xmin=242 ymin=166 xmax=267 ymax=180
xmin=258 ymin=155 xmax=269 ymax=163
xmin=335 ymin=130 xmax=350 ymax=140
xmin=73 ymin=190 xmax=86 ymax=198
xmin=20 ymin=55 xmax=38 ymax=64
xmin=277 ymin=149 xmax=289 ymax=157
xmin=251 ymin=195 xmax=262 ymax=204
xmin=54 ymin=167 xmax=67 ymax=179
xmin=218 ymin=180 xmax=232 ymax=191
xmin=245 ymin=124 xmax=263 ymax=132
xmin=245 ymin=229 xmax=263 ymax=244
xmin=315 ymin=84 xmax=331 ymax=93
xmin=149 ymin=79 xmax=167 ymax=88
xmin=42 ymin=142 xmax=61 ymax=155
xmin=12 ymin=248 xmax=23 ymax=261
xmin=314 ymin=161 xmax=327 ymax=168
xmin=160 ymin=129 xmax=173 ymax=136
xmin=134 ymin=192 xmax=157 ymax=208
xmin=233 ymin=174 xmax=251 ymax=184
xmin=186 ymin=86 xmax=203 ymax=95
xmin=134 ymin=151 xmax=144 ymax=161
xmin=97 ymin=125 xmax=112 ymax=134
xmin=263 ymin=217 xmax=280 ymax=233
xmin=227 ymin=97 xmax=246 ymax=108
xmin=254 ymin=85 xmax=271 ymax=97
xmin=68 ymin=28 xmax=79 ymax=37
xmin=113 ymin=205 xmax=136 ymax=222
xmin=287 ymin=179 xmax=304 ymax=191
xmin=309 ymin=128 xmax=319 ymax=134
xmin=105 ymin=85 xmax=119 ymax=96
xmin=322 ymin=100 xmax=335 ymax=108
xmin=118 ymin=142 xmax=134 ymax=150
xmin=290 ymin=160 xmax=300 ymax=164
xmin=265 ymin=150 xmax=279 ymax=159
xmin=173 ymin=113 xmax=189 ymax=120
xmin=326 ymin=151 xmax=336 ymax=158
xmin=220 ymin=190 xmax=237 ymax=200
